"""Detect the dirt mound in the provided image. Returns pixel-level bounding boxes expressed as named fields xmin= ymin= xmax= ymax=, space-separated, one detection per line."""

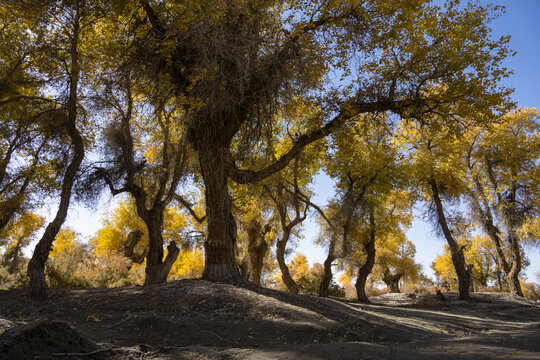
xmin=0 ymin=281 xmax=539 ymax=359
xmin=0 ymin=320 xmax=100 ymax=360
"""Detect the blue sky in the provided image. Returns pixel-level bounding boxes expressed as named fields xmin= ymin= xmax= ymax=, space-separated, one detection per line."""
xmin=297 ymin=0 xmax=540 ymax=283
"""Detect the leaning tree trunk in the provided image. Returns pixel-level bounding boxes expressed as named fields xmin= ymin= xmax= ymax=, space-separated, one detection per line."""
xmin=27 ymin=11 xmax=84 ymax=298
xmin=199 ymin=147 xmax=243 ymax=283
xmin=276 ymin=232 xmax=299 ymax=293
xmin=143 ymin=211 xmax=180 ymax=285
xmin=319 ymin=240 xmax=336 ymax=298
xmin=27 ymin=123 xmax=84 ymax=298
xmin=429 ymin=179 xmax=470 ymax=300
xmin=355 ymin=212 xmax=376 ymax=303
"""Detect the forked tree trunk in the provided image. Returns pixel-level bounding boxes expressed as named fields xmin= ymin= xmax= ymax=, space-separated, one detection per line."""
xmin=319 ymin=240 xmax=336 ymax=298
xmin=383 ymin=270 xmax=402 ymax=293
xmin=199 ymin=148 xmax=243 ymax=283
xmin=478 ymin=210 xmax=522 ymax=296
xmin=470 ymin=183 xmax=518 ymax=295
xmin=240 ymin=219 xmax=270 ymax=286
xmin=144 ymin=241 xmax=180 ymax=285
xmin=429 ymin=179 xmax=470 ymax=300
xmin=142 ymin=212 xmax=180 ymax=285
xmin=482 ymin=160 xmax=524 ymax=297
xmin=276 ymin=233 xmax=298 ymax=293
xmin=355 ymin=212 xmax=376 ymax=303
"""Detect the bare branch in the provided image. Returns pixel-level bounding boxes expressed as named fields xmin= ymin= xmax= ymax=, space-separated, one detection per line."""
xmin=228 ymin=99 xmax=401 ymax=184
xmin=174 ymin=194 xmax=206 ymax=224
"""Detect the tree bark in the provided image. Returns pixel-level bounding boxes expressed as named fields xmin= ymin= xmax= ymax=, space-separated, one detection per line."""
xmin=382 ymin=270 xmax=402 ymax=293
xmin=355 ymin=210 xmax=376 ymax=303
xmin=199 ymin=148 xmax=243 ymax=283
xmin=276 ymin=233 xmax=298 ymax=293
xmin=506 ymin=232 xmax=524 ymax=296
xmin=245 ymin=222 xmax=269 ymax=286
xmin=27 ymin=7 xmax=84 ymax=298
xmin=123 ymin=230 xmax=146 ymax=264
xmin=429 ymin=179 xmax=470 ymax=300
xmin=467 ymin=178 xmax=515 ymax=294
xmin=144 ymin=240 xmax=180 ymax=285
xmin=483 ymin=159 xmax=524 ymax=297
xmin=319 ymin=240 xmax=336 ymax=298
xmin=142 ymin=210 xmax=180 ymax=285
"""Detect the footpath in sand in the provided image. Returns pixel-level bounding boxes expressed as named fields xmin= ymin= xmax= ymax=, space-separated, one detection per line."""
xmin=0 ymin=280 xmax=539 ymax=359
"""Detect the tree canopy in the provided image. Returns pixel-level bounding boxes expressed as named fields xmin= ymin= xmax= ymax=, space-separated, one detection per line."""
xmin=0 ymin=0 xmax=538 ymax=301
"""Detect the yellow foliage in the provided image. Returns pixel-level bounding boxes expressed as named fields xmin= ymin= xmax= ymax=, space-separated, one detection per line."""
xmin=288 ymin=252 xmax=310 ymax=282
xmin=0 ymin=212 xmax=45 ymax=257
xmin=50 ymin=228 xmax=78 ymax=258
xmin=170 ymin=248 xmax=204 ymax=280
xmin=92 ymin=197 xmax=189 ymax=259
xmin=338 ymin=272 xmax=352 ymax=287
xmin=92 ymin=197 xmax=146 ymax=257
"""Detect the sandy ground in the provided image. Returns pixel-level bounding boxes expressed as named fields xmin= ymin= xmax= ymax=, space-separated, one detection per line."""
xmin=0 ymin=280 xmax=539 ymax=359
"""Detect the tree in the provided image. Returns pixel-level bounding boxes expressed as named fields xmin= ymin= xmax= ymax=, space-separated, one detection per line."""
xmin=432 ymin=235 xmax=501 ymax=292
xmin=405 ymin=115 xmax=475 ymax=300
xmin=91 ymin=68 xmax=192 ymax=285
xmin=266 ymin=152 xmax=324 ymax=293
xmin=26 ymin=0 xmax=96 ymax=297
xmin=0 ymin=213 xmax=45 ymax=274
xmin=318 ymin=114 xmax=411 ymax=298
xmin=235 ymin=195 xmax=275 ymax=286
xmin=343 ymin=188 xmax=414 ymax=301
xmin=464 ymin=108 xmax=539 ymax=296
xmin=92 ymin=197 xmax=194 ymax=282
xmin=373 ymin=237 xmax=420 ymax=293
xmin=129 ymin=0 xmax=511 ymax=283
xmin=0 ymin=5 xmax=58 ymax=234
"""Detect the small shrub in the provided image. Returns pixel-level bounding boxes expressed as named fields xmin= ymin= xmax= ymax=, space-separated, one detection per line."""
xmin=366 ymin=286 xmax=387 ymax=297
xmin=0 ymin=263 xmax=28 ymax=290
xmin=521 ymin=282 xmax=540 ymax=301
xmin=401 ymin=283 xmax=435 ymax=294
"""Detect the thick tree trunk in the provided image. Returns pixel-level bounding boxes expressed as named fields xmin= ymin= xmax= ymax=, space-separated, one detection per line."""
xmin=241 ymin=220 xmax=269 ymax=286
xmin=319 ymin=240 xmax=336 ymax=298
xmin=143 ymin=212 xmax=180 ymax=285
xmin=482 ymin=161 xmax=524 ymax=297
xmin=247 ymin=236 xmax=268 ymax=286
xmin=276 ymin=233 xmax=298 ymax=293
xmin=495 ymin=265 xmax=504 ymax=292
xmin=319 ymin=254 xmax=335 ymax=298
xmin=429 ymin=179 xmax=470 ymax=300
xmin=355 ymin=214 xmax=376 ymax=303
xmin=507 ymin=233 xmax=524 ymax=297
xmin=383 ymin=271 xmax=402 ymax=293
xmin=144 ymin=241 xmax=180 ymax=285
xmin=199 ymin=148 xmax=243 ymax=283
